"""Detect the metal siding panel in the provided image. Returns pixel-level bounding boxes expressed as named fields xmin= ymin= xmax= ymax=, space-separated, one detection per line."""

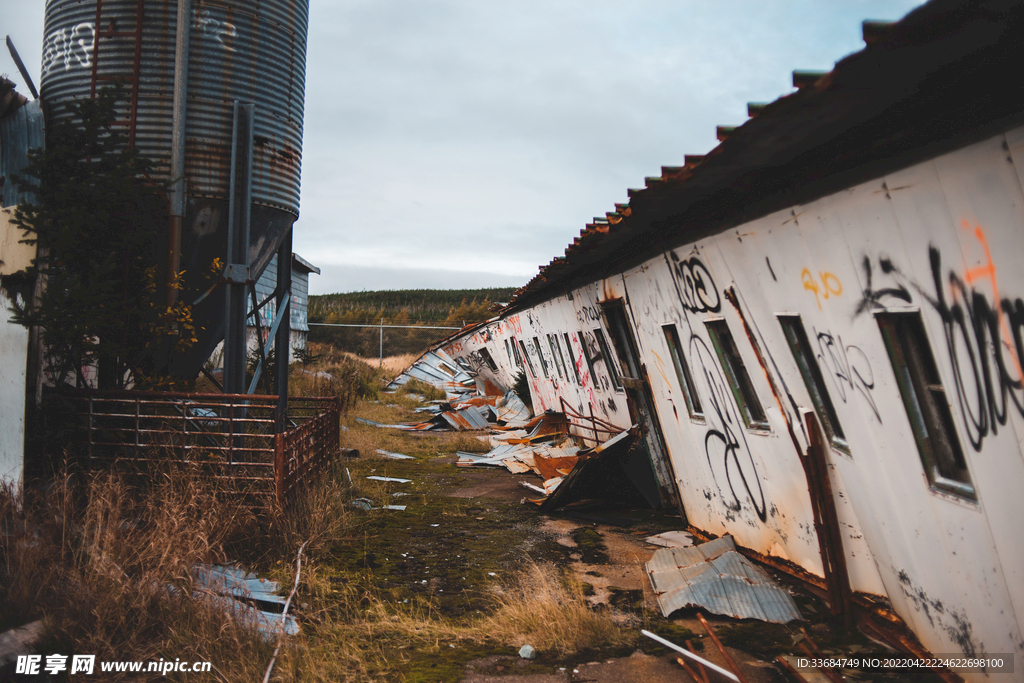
xmin=41 ymin=0 xmax=308 ymax=214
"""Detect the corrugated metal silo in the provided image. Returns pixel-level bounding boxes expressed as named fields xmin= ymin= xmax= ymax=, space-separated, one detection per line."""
xmin=40 ymin=0 xmax=309 ymax=377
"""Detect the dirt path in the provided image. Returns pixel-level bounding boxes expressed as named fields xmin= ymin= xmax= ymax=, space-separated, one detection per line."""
xmin=334 ymin=395 xmax=937 ymax=683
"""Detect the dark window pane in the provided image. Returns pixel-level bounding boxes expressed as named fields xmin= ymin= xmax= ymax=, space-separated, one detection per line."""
xmin=532 ymin=337 xmax=550 ymax=378
xmin=663 ymin=324 xmax=704 ymax=420
xmin=877 ymin=312 xmax=975 ymax=500
xmin=706 ymin=319 xmax=769 ymax=429
xmin=779 ymin=316 xmax=847 ymax=452
xmin=563 ymin=333 xmax=582 ymax=384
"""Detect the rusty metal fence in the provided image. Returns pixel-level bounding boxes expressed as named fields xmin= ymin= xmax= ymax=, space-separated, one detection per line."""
xmin=44 ymin=390 xmax=340 ymax=504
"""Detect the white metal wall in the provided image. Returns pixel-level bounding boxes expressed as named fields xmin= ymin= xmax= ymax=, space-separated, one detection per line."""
xmin=0 ymin=288 xmax=26 ymax=488
xmin=441 ymin=125 xmax=1024 ymax=670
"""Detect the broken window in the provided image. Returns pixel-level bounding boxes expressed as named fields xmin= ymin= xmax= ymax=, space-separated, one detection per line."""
xmin=504 ymin=339 xmax=514 ymax=367
xmin=593 ymin=328 xmax=623 ymax=390
xmin=778 ymin=316 xmax=848 ymax=453
xmin=705 ymin=319 xmax=769 ymax=430
xmin=547 ymin=334 xmax=565 ymax=379
xmin=532 ymin=337 xmax=550 ymax=378
xmin=563 ymin=333 xmax=581 ymax=385
xmin=877 ymin=312 xmax=975 ymax=500
xmin=478 ymin=347 xmax=498 ymax=372
xmin=518 ymin=339 xmax=536 ymax=378
xmin=662 ymin=324 xmax=704 ymax=422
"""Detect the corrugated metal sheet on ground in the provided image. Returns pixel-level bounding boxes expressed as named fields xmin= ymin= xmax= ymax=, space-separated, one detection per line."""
xmin=496 ymin=391 xmax=531 ymax=427
xmin=646 ymin=535 xmax=801 ymax=623
xmin=193 ymin=564 xmax=297 ymax=639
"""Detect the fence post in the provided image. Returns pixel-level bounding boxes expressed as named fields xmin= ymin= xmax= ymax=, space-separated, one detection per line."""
xmin=275 ymin=431 xmax=285 ymax=506
xmin=379 ymin=318 xmax=384 ymax=368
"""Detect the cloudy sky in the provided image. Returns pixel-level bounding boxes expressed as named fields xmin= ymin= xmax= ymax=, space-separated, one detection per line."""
xmin=3 ymin=0 xmax=925 ymax=295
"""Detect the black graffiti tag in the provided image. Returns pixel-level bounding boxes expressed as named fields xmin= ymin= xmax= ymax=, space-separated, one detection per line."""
xmin=691 ymin=335 xmax=768 ymax=522
xmin=668 ymin=251 xmax=721 ymax=314
xmin=856 ymin=243 xmax=1024 ymax=452
xmin=814 ymin=329 xmax=880 ymax=422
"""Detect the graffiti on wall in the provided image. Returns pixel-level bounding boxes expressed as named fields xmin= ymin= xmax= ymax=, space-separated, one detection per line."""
xmin=664 ymin=250 xmax=769 ymax=522
xmin=802 ymin=269 xmax=843 ymax=310
xmin=42 ymin=22 xmax=95 ymax=76
xmin=856 ymin=223 xmax=1024 ymax=451
xmin=668 ymin=251 xmax=721 ymax=313
xmin=814 ymin=329 xmax=880 ymax=421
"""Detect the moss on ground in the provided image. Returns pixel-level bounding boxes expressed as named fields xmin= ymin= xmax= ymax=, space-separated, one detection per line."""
xmin=569 ymin=526 xmax=610 ymax=564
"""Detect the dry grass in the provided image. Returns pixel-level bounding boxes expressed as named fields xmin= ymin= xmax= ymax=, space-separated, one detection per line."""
xmin=484 ymin=561 xmax=631 ymax=656
xmin=0 ymin=467 xmax=277 ymax=678
xmin=441 ymin=431 xmax=493 ymax=454
xmin=379 ymin=352 xmax=419 ymax=378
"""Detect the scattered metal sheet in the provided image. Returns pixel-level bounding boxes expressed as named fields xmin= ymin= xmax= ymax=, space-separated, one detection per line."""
xmin=646 ymin=535 xmax=802 ymax=623
xmin=384 ymin=505 xmax=407 ymax=511
xmin=375 ymin=449 xmax=415 ymax=460
xmin=366 ymin=476 xmax=412 ymax=483
xmin=645 ymin=531 xmax=694 ymax=548
xmin=0 ymin=620 xmax=45 ymax=667
xmin=192 ymin=564 xmax=298 ymax=640
xmin=496 ymin=390 xmax=531 ymax=427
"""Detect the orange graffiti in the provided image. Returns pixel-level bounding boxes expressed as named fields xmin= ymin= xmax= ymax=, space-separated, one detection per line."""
xmin=960 ymin=220 xmax=1024 ymax=380
xmin=802 ymin=268 xmax=843 ymax=310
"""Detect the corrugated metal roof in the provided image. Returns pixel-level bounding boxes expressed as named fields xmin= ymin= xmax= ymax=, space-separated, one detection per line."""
xmin=646 ymin=535 xmax=801 ymax=623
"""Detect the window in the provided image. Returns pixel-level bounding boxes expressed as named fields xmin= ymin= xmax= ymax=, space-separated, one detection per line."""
xmin=563 ymin=333 xmax=581 ymax=384
xmin=877 ymin=312 xmax=975 ymax=500
xmin=705 ymin=319 xmax=769 ymax=430
xmin=504 ymin=339 xmax=514 ymax=367
xmin=478 ymin=347 xmax=498 ymax=372
xmin=532 ymin=337 xmax=550 ymax=378
xmin=778 ymin=316 xmax=847 ymax=453
xmin=518 ymin=339 xmax=536 ymax=378
xmin=580 ymin=330 xmax=598 ymax=384
xmin=663 ymin=324 xmax=704 ymax=421
xmin=593 ymin=328 xmax=622 ymax=390
xmin=510 ymin=336 xmax=523 ymax=368
xmin=547 ymin=334 xmax=565 ymax=379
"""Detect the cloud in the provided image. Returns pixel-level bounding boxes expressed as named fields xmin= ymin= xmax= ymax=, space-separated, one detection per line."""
xmin=5 ymin=1 xmax=926 ymax=295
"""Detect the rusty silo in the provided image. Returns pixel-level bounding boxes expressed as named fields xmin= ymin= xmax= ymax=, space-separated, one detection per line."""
xmin=39 ymin=0 xmax=309 ymax=381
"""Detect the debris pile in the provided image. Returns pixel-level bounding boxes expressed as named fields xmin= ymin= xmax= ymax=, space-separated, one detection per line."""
xmin=357 ymin=390 xmax=527 ymax=432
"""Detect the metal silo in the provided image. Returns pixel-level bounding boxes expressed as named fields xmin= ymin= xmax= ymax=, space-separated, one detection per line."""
xmin=40 ymin=0 xmax=309 ymax=379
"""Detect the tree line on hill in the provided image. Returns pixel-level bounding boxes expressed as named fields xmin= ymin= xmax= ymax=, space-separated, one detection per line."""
xmin=308 ymin=288 xmax=517 ymax=358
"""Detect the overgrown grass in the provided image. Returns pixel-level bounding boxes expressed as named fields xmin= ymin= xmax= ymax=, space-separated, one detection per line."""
xmin=485 ymin=561 xmax=632 ymax=656
xmin=1 ymin=348 xmax=635 ymax=681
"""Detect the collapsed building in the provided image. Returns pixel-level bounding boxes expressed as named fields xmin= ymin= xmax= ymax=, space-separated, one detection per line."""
xmin=399 ymin=0 xmax=1024 ymax=675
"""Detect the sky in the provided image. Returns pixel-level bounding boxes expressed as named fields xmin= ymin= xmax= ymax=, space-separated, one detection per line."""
xmin=2 ymin=0 xmax=926 ymax=295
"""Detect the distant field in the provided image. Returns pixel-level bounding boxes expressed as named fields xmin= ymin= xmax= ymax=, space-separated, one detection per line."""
xmin=308 ymin=287 xmax=516 ymax=358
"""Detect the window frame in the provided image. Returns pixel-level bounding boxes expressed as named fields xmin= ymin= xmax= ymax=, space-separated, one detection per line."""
xmin=662 ymin=323 xmax=704 ymax=423
xmin=562 ymin=333 xmax=582 ymax=385
xmin=778 ymin=315 xmax=849 ymax=454
xmin=547 ymin=334 xmax=565 ymax=379
xmin=478 ymin=347 xmax=498 ymax=372
xmin=532 ymin=337 xmax=550 ymax=378
xmin=518 ymin=339 xmax=536 ymax=378
xmin=705 ymin=318 xmax=770 ymax=431
xmin=876 ymin=311 xmax=976 ymax=501
xmin=593 ymin=328 xmax=623 ymax=391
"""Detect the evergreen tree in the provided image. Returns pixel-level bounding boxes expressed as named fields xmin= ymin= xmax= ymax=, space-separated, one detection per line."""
xmin=11 ymin=88 xmax=196 ymax=389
